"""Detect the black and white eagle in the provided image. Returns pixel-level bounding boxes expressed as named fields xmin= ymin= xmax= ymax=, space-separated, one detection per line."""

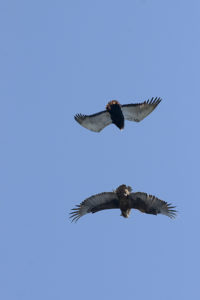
xmin=74 ymin=97 xmax=161 ymax=132
xmin=70 ymin=184 xmax=177 ymax=222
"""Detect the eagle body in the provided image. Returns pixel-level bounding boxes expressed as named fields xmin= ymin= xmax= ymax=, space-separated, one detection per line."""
xmin=70 ymin=184 xmax=177 ymax=222
xmin=74 ymin=97 xmax=162 ymax=132
xmin=106 ymin=100 xmax=124 ymax=130
xmin=116 ymin=184 xmax=132 ymax=218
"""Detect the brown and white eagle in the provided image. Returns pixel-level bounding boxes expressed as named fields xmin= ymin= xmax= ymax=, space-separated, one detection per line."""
xmin=70 ymin=184 xmax=177 ymax=222
xmin=74 ymin=97 xmax=161 ymax=132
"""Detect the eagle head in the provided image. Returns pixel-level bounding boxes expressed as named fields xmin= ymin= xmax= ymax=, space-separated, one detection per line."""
xmin=116 ymin=184 xmax=131 ymax=197
xmin=106 ymin=100 xmax=121 ymax=111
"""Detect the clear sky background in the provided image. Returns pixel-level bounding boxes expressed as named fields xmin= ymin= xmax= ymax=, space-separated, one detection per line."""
xmin=0 ymin=0 xmax=199 ymax=299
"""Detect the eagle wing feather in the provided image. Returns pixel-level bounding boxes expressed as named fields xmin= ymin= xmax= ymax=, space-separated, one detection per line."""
xmin=70 ymin=192 xmax=119 ymax=222
xmin=74 ymin=110 xmax=112 ymax=132
xmin=129 ymin=192 xmax=177 ymax=218
xmin=121 ymin=97 xmax=162 ymax=122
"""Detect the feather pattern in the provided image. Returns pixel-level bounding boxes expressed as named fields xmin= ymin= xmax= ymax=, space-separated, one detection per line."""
xmin=74 ymin=111 xmax=112 ymax=132
xmin=121 ymin=97 xmax=162 ymax=122
xmin=70 ymin=192 xmax=119 ymax=222
xmin=130 ymin=192 xmax=177 ymax=218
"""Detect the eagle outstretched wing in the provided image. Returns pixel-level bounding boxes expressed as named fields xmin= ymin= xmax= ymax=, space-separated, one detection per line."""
xmin=129 ymin=192 xmax=177 ymax=218
xmin=74 ymin=111 xmax=112 ymax=132
xmin=70 ymin=192 xmax=119 ymax=222
xmin=121 ymin=97 xmax=162 ymax=122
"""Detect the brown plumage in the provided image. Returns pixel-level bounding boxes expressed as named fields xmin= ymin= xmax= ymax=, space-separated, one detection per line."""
xmin=70 ymin=184 xmax=177 ymax=222
xmin=74 ymin=97 xmax=162 ymax=132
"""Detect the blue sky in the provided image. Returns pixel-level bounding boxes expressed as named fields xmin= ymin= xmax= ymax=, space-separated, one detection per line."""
xmin=0 ymin=0 xmax=199 ymax=299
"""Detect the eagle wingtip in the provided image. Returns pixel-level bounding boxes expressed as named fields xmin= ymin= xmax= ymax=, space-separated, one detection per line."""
xmin=165 ymin=203 xmax=177 ymax=219
xmin=146 ymin=97 xmax=162 ymax=106
xmin=74 ymin=113 xmax=84 ymax=122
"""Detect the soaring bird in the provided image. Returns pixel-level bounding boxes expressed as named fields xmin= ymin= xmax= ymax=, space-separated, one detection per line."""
xmin=74 ymin=97 xmax=161 ymax=132
xmin=70 ymin=184 xmax=177 ymax=222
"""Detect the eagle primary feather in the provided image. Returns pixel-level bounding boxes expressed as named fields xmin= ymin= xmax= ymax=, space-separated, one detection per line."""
xmin=74 ymin=97 xmax=162 ymax=132
xmin=70 ymin=184 xmax=177 ymax=222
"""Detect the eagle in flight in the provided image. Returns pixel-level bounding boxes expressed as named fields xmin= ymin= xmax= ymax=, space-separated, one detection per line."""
xmin=70 ymin=184 xmax=177 ymax=222
xmin=74 ymin=97 xmax=161 ymax=132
